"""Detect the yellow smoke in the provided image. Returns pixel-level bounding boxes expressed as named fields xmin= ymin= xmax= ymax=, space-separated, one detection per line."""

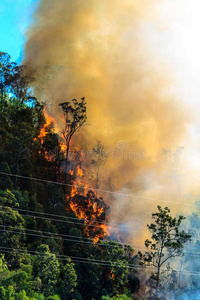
xmin=23 ymin=0 xmax=195 ymax=242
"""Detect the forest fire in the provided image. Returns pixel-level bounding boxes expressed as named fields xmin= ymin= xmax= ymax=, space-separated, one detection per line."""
xmin=34 ymin=107 xmax=58 ymax=144
xmin=33 ymin=108 xmax=60 ymax=161
xmin=34 ymin=108 xmax=110 ymax=243
xmin=34 ymin=108 xmax=69 ymax=162
xmin=1 ymin=0 xmax=198 ymax=296
xmin=67 ymin=164 xmax=110 ymax=243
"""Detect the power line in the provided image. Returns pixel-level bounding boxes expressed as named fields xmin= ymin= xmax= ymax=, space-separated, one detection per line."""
xmin=0 ymin=226 xmax=147 ymax=251
xmin=0 ymin=246 xmax=143 ymax=270
xmin=0 ymin=205 xmax=142 ymax=230
xmin=0 ymin=246 xmax=199 ymax=276
xmin=0 ymin=207 xmax=196 ymax=246
xmin=0 ymin=169 xmax=199 ymax=272
xmin=1 ymin=226 xmax=199 ymax=258
xmin=0 ymin=207 xmax=198 ymax=246
xmin=0 ymin=171 xmax=198 ymax=208
xmin=0 ymin=208 xmax=98 ymax=227
xmin=0 ymin=227 xmax=130 ymax=248
xmin=0 ymin=207 xmax=144 ymax=233
xmin=0 ymin=224 xmax=96 ymax=241
xmin=0 ymin=246 xmax=176 ymax=271
xmin=0 ymin=224 xmax=127 ymax=247
xmin=9 ymin=205 xmax=200 ymax=239
xmin=0 ymin=176 xmax=198 ymax=255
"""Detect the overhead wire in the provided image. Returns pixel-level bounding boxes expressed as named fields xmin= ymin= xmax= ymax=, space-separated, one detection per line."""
xmin=0 ymin=205 xmax=143 ymax=230
xmin=0 ymin=225 xmax=199 ymax=258
xmin=0 ymin=171 xmax=199 ymax=208
xmin=0 ymin=208 xmax=196 ymax=245
xmin=0 ymin=246 xmax=199 ymax=276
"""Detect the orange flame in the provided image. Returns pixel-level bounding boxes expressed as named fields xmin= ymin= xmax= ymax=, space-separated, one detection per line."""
xmin=34 ymin=108 xmax=58 ymax=144
xmin=34 ymin=109 xmax=110 ymax=243
xmin=111 ymin=271 xmax=115 ymax=280
xmin=77 ymin=165 xmax=83 ymax=177
xmin=33 ymin=108 xmax=60 ymax=161
xmin=67 ymin=165 xmax=110 ymax=243
xmin=59 ymin=140 xmax=67 ymax=152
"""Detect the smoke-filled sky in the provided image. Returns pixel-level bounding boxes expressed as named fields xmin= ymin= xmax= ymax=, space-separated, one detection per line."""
xmin=2 ymin=0 xmax=200 ymax=242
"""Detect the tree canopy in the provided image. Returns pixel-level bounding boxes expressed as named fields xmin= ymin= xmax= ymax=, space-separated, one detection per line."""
xmin=0 ymin=51 xmax=194 ymax=300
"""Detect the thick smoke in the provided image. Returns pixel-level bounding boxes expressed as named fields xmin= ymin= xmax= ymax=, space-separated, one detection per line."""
xmin=23 ymin=0 xmax=193 ymax=242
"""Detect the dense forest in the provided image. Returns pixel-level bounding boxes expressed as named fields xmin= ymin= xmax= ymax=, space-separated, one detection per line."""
xmin=0 ymin=51 xmax=196 ymax=300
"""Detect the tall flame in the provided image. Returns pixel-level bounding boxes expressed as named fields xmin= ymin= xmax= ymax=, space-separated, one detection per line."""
xmin=34 ymin=109 xmax=110 ymax=242
xmin=34 ymin=107 xmax=58 ymax=144
xmin=67 ymin=164 xmax=110 ymax=242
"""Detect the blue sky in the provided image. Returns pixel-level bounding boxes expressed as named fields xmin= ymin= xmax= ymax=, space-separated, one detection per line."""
xmin=0 ymin=0 xmax=37 ymax=63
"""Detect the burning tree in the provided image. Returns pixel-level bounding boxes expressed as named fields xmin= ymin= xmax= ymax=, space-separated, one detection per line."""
xmin=68 ymin=190 xmax=110 ymax=242
xmin=34 ymin=99 xmax=109 ymax=241
xmin=59 ymin=97 xmax=87 ymax=183
xmin=139 ymin=205 xmax=191 ymax=296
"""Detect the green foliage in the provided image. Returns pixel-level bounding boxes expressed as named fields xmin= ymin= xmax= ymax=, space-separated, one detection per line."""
xmin=60 ymin=258 xmax=77 ymax=295
xmin=102 ymin=295 xmax=132 ymax=300
xmin=46 ymin=295 xmax=61 ymax=300
xmin=0 ymin=189 xmax=19 ymax=206
xmin=7 ymin=285 xmax=15 ymax=300
xmin=0 ymin=51 xmax=193 ymax=300
xmin=73 ymin=240 xmax=134 ymax=299
xmin=36 ymin=296 xmax=45 ymax=300
xmin=0 ymin=162 xmax=13 ymax=190
xmin=139 ymin=205 xmax=191 ymax=296
xmin=16 ymin=290 xmax=29 ymax=300
xmin=139 ymin=206 xmax=191 ymax=265
xmin=33 ymin=244 xmax=60 ymax=297
xmin=0 ymin=192 xmax=26 ymax=267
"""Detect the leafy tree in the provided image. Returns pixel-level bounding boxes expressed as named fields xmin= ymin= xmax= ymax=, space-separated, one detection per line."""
xmin=0 ymin=50 xmax=153 ymax=299
xmin=0 ymin=162 xmax=13 ymax=190
xmin=0 ymin=190 xmax=26 ymax=267
xmin=4 ymin=285 xmax=15 ymax=300
xmin=72 ymin=240 xmax=134 ymax=300
xmin=46 ymin=294 xmax=61 ymax=300
xmin=16 ymin=290 xmax=29 ymax=300
xmin=0 ymin=52 xmax=16 ymax=125
xmin=139 ymin=205 xmax=191 ymax=295
xmin=4 ymin=269 xmax=30 ymax=294
xmin=59 ymin=97 xmax=87 ymax=183
xmin=33 ymin=244 xmax=60 ymax=297
xmin=7 ymin=64 xmax=35 ymax=108
xmin=59 ymin=258 xmax=77 ymax=299
xmin=0 ymin=254 xmax=9 ymax=286
xmin=98 ymin=241 xmax=132 ymax=297
xmin=10 ymin=128 xmax=33 ymax=190
xmin=0 ymin=52 xmax=15 ymax=104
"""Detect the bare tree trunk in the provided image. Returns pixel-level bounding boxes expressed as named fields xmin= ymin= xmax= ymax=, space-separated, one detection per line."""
xmin=155 ymin=264 xmax=161 ymax=298
xmin=65 ymin=143 xmax=70 ymax=183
